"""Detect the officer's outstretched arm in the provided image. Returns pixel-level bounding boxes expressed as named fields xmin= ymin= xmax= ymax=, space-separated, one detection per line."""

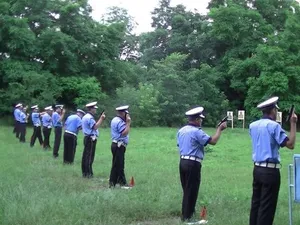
xmin=58 ymin=109 xmax=66 ymax=122
xmin=121 ymin=114 xmax=131 ymax=136
xmin=209 ymin=122 xmax=226 ymax=145
xmin=286 ymin=113 xmax=297 ymax=150
xmin=94 ymin=113 xmax=106 ymax=130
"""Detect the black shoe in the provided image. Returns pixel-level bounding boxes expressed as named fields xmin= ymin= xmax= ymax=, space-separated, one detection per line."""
xmin=109 ymin=182 xmax=115 ymax=188
xmin=82 ymin=174 xmax=93 ymax=178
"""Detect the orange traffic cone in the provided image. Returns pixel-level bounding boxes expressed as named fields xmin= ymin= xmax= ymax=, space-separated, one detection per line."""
xmin=129 ymin=176 xmax=135 ymax=187
xmin=200 ymin=206 xmax=207 ymax=220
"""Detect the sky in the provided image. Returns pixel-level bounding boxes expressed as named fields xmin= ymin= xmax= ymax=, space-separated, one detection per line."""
xmin=89 ymin=0 xmax=211 ymax=34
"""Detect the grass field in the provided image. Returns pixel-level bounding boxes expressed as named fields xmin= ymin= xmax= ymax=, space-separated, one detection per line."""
xmin=0 ymin=125 xmax=300 ymax=225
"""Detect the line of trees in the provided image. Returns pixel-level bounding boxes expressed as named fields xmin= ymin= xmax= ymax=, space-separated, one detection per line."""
xmin=1 ymin=0 xmax=300 ymax=127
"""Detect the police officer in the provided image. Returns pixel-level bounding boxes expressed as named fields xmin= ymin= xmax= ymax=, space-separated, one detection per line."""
xmin=30 ymin=105 xmax=45 ymax=147
xmin=109 ymin=105 xmax=131 ymax=189
xmin=177 ymin=106 xmax=226 ymax=223
xmin=19 ymin=106 xmax=29 ymax=143
xmin=81 ymin=102 xmax=105 ymax=178
xmin=42 ymin=106 xmax=53 ymax=150
xmin=249 ymin=97 xmax=297 ymax=225
xmin=63 ymin=109 xmax=85 ymax=164
xmin=13 ymin=103 xmax=23 ymax=139
xmin=52 ymin=105 xmax=66 ymax=158
xmin=13 ymin=103 xmax=19 ymax=135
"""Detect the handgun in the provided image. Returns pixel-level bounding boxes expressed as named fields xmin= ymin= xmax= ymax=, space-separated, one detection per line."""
xmin=286 ymin=105 xmax=295 ymax=122
xmin=217 ymin=116 xmax=228 ymax=127
xmin=124 ymin=110 xmax=129 ymax=118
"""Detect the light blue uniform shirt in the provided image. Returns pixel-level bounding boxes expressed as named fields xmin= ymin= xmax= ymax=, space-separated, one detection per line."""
xmin=19 ymin=111 xmax=26 ymax=123
xmin=31 ymin=112 xmax=41 ymax=126
xmin=111 ymin=117 xmax=129 ymax=144
xmin=42 ymin=113 xmax=52 ymax=128
xmin=82 ymin=113 xmax=99 ymax=137
xmin=64 ymin=114 xmax=82 ymax=135
xmin=177 ymin=124 xmax=211 ymax=160
xmin=14 ymin=108 xmax=21 ymax=121
xmin=52 ymin=112 xmax=62 ymax=127
xmin=249 ymin=117 xmax=289 ymax=163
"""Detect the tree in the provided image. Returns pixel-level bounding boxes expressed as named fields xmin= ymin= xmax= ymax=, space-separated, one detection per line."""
xmin=102 ymin=6 xmax=140 ymax=61
xmin=140 ymin=0 xmax=213 ymax=69
xmin=115 ymin=83 xmax=161 ymax=127
xmin=208 ymin=1 xmax=274 ymax=109
xmin=147 ymin=53 xmax=228 ymax=127
xmin=245 ymin=3 xmax=300 ymax=118
xmin=0 ymin=60 xmax=61 ymax=112
xmin=0 ymin=0 xmax=127 ymax=115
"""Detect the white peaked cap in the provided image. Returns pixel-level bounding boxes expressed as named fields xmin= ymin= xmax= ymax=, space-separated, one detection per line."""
xmin=31 ymin=105 xmax=38 ymax=109
xmin=86 ymin=102 xmax=98 ymax=109
xmin=15 ymin=103 xmax=22 ymax=108
xmin=45 ymin=106 xmax=53 ymax=111
xmin=55 ymin=104 xmax=64 ymax=108
xmin=77 ymin=109 xmax=86 ymax=115
xmin=185 ymin=107 xmax=205 ymax=118
xmin=116 ymin=105 xmax=129 ymax=111
xmin=257 ymin=96 xmax=279 ymax=110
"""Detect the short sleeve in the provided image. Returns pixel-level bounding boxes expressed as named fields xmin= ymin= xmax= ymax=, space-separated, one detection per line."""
xmin=64 ymin=118 xmax=69 ymax=126
xmin=195 ymin=129 xmax=211 ymax=146
xmin=77 ymin=118 xmax=82 ymax=128
xmin=117 ymin=120 xmax=126 ymax=133
xmin=89 ymin=118 xmax=96 ymax=129
xmin=273 ymin=123 xmax=289 ymax=147
xmin=54 ymin=113 xmax=59 ymax=122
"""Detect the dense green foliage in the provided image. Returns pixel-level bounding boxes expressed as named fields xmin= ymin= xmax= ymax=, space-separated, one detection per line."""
xmin=1 ymin=0 xmax=300 ymax=126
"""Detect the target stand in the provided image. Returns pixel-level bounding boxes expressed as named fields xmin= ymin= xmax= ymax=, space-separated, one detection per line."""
xmin=288 ymin=154 xmax=300 ymax=225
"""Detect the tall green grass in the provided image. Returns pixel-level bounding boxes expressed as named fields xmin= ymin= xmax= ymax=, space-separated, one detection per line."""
xmin=0 ymin=126 xmax=299 ymax=225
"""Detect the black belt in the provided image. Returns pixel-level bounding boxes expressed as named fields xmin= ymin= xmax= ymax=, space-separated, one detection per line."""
xmin=84 ymin=134 xmax=95 ymax=137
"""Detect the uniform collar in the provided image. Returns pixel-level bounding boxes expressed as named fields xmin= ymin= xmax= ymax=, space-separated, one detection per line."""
xmin=262 ymin=115 xmax=274 ymax=120
xmin=117 ymin=116 xmax=125 ymax=122
xmin=87 ymin=112 xmax=95 ymax=117
xmin=187 ymin=123 xmax=201 ymax=128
